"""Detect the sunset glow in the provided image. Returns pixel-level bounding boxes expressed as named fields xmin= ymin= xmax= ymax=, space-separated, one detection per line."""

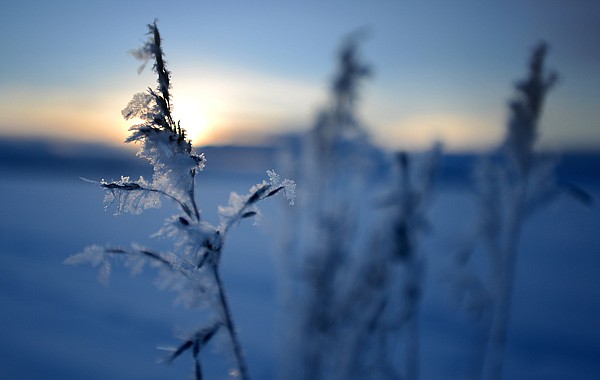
xmin=1 ymin=1 xmax=599 ymax=151
xmin=378 ymin=114 xmax=503 ymax=152
xmin=0 ymin=86 xmax=127 ymax=145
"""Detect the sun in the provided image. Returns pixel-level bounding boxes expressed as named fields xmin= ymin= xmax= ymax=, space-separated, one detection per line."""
xmin=172 ymin=97 xmax=215 ymax=147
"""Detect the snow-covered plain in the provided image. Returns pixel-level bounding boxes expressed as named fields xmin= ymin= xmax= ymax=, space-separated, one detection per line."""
xmin=0 ymin=142 xmax=599 ymax=380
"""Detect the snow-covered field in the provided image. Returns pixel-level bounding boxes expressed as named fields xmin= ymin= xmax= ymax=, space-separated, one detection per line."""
xmin=1 ymin=146 xmax=599 ymax=380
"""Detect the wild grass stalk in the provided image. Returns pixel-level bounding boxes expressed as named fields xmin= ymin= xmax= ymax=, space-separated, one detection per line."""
xmin=484 ymin=42 xmax=558 ymax=380
xmin=482 ymin=43 xmax=557 ymax=380
xmin=278 ymin=33 xmax=440 ymax=380
xmin=66 ymin=21 xmax=294 ymax=380
xmin=452 ymin=42 xmax=589 ymax=380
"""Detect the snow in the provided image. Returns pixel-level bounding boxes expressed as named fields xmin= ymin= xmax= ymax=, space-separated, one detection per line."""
xmin=0 ymin=155 xmax=599 ymax=379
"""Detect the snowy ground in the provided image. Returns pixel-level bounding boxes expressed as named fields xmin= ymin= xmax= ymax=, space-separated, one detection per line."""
xmin=1 ymin=149 xmax=599 ymax=380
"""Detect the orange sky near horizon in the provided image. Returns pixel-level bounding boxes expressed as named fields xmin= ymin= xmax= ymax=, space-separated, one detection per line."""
xmin=0 ymin=73 xmax=595 ymax=153
xmin=1 ymin=1 xmax=599 ymax=153
xmin=0 ymin=74 xmax=507 ymax=152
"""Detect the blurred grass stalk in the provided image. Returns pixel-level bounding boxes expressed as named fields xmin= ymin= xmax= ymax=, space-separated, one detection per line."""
xmin=456 ymin=43 xmax=587 ymax=380
xmin=278 ymin=32 xmax=440 ymax=380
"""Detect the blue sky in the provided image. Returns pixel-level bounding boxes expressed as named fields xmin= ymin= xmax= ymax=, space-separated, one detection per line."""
xmin=1 ymin=0 xmax=599 ymax=151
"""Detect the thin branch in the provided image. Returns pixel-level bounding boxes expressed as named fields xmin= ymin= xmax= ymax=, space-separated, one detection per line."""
xmin=105 ymin=246 xmax=195 ymax=280
xmin=102 ymin=181 xmax=193 ymax=219
xmin=189 ymin=168 xmax=201 ymax=222
xmin=211 ymin=263 xmax=251 ymax=380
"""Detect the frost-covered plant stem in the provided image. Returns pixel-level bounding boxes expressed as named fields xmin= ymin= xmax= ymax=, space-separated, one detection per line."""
xmin=484 ymin=44 xmax=557 ymax=380
xmin=487 ymin=184 xmax=524 ymax=380
xmin=189 ymin=170 xmax=201 ymax=221
xmin=404 ymin=292 xmax=421 ymax=380
xmin=392 ymin=149 xmax=439 ymax=380
xmin=211 ymin=262 xmax=250 ymax=380
xmin=460 ymin=43 xmax=559 ymax=380
xmin=280 ymin=34 xmax=440 ymax=380
xmin=68 ymin=21 xmax=295 ymax=380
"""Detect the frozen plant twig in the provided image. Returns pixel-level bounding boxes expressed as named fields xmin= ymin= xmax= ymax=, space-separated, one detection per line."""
xmin=278 ymin=32 xmax=439 ymax=380
xmin=67 ymin=21 xmax=294 ymax=380
xmin=486 ymin=43 xmax=556 ymax=380
xmin=452 ymin=42 xmax=589 ymax=380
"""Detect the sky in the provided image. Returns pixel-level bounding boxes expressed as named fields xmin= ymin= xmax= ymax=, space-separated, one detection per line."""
xmin=1 ymin=0 xmax=599 ymax=152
